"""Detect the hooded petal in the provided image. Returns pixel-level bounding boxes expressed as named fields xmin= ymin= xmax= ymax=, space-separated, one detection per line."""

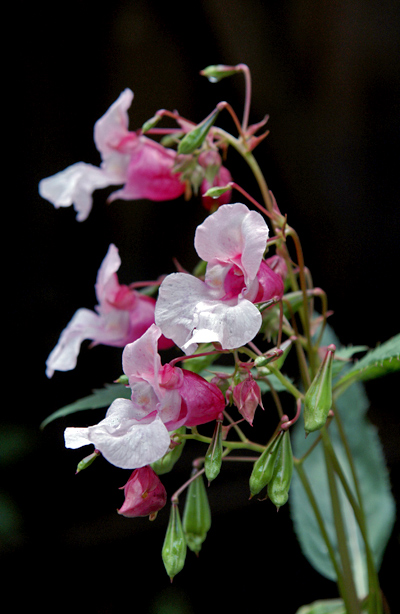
xmin=180 ymin=369 xmax=225 ymax=426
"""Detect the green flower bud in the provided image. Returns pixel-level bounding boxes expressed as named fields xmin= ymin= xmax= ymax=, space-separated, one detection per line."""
xmin=182 ymin=470 xmax=212 ymax=555
xmin=249 ymin=431 xmax=284 ymax=498
xmin=141 ymin=113 xmax=162 ymax=134
xmin=267 ymin=430 xmax=293 ymax=509
xmin=304 ymin=344 xmax=336 ymax=434
xmin=151 ymin=427 xmax=186 ymax=475
xmin=202 ymin=185 xmax=232 ymax=200
xmin=162 ymin=503 xmax=187 ymax=582
xmin=178 ymin=107 xmax=220 ymax=155
xmin=76 ymin=449 xmax=100 ymax=473
xmin=204 ymin=419 xmax=223 ymax=484
xmin=200 ymin=64 xmax=239 ymax=83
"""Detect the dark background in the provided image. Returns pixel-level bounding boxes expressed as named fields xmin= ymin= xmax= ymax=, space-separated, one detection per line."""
xmin=4 ymin=1 xmax=399 ymax=612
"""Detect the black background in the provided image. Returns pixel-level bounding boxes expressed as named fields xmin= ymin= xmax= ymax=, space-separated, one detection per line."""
xmin=4 ymin=1 xmax=399 ymax=612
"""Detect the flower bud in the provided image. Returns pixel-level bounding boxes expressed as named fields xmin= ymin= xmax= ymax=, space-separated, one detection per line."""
xmin=178 ymin=107 xmax=220 ymax=155
xmin=267 ymin=430 xmax=294 ymax=509
xmin=233 ymin=375 xmax=263 ymax=425
xmin=118 ymin=466 xmax=167 ymax=518
xmin=204 ymin=419 xmax=223 ymax=483
xmin=304 ymin=344 xmax=336 ymax=434
xmin=182 ymin=470 xmax=212 ymax=555
xmin=200 ymin=64 xmax=239 ymax=82
xmin=151 ymin=427 xmax=186 ymax=475
xmin=76 ymin=449 xmax=100 ymax=473
xmin=162 ymin=503 xmax=187 ymax=581
xmin=249 ymin=431 xmax=283 ymax=498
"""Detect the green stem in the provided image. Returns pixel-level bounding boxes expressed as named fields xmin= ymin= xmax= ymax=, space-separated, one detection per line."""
xmin=321 ymin=428 xmax=383 ymax=614
xmin=294 ymin=462 xmax=347 ymax=599
xmin=322 ymin=438 xmax=362 ymax=613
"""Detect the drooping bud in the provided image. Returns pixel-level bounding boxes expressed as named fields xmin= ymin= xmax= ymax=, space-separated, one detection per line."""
xmin=267 ymin=430 xmax=294 ymax=509
xmin=118 ymin=466 xmax=167 ymax=518
xmin=204 ymin=418 xmax=223 ymax=484
xmin=200 ymin=64 xmax=240 ymax=83
xmin=232 ymin=375 xmax=263 ymax=425
xmin=249 ymin=431 xmax=283 ymax=498
xmin=162 ymin=503 xmax=187 ymax=581
xmin=303 ymin=344 xmax=336 ymax=434
xmin=151 ymin=427 xmax=186 ymax=475
xmin=178 ymin=107 xmax=220 ymax=155
xmin=182 ymin=470 xmax=212 ymax=555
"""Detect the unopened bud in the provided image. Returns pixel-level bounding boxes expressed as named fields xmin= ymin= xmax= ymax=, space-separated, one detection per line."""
xmin=233 ymin=376 xmax=263 ymax=425
xmin=204 ymin=419 xmax=223 ymax=483
xmin=76 ymin=449 xmax=100 ymax=473
xmin=162 ymin=503 xmax=187 ymax=581
xmin=182 ymin=470 xmax=212 ymax=555
xmin=178 ymin=108 xmax=220 ymax=155
xmin=304 ymin=344 xmax=336 ymax=434
xmin=249 ymin=431 xmax=283 ymax=498
xmin=267 ymin=430 xmax=293 ymax=509
xmin=200 ymin=64 xmax=239 ymax=82
xmin=151 ymin=427 xmax=186 ymax=475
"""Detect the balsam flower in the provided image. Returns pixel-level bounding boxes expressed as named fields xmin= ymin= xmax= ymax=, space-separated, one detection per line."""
xmin=39 ymin=89 xmax=185 ymax=221
xmin=46 ymin=243 xmax=167 ymax=378
xmin=64 ymin=324 xmax=225 ymax=469
xmin=118 ymin=466 xmax=167 ymax=518
xmin=155 ymin=203 xmax=284 ymax=354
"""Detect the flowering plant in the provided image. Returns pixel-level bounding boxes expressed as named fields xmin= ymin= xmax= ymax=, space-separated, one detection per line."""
xmin=40 ymin=64 xmax=398 ymax=613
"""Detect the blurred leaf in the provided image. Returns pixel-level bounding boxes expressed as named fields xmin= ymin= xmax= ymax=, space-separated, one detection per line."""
xmin=290 ymin=324 xmax=396 ymax=598
xmin=295 ymin=598 xmax=346 ymax=614
xmin=40 ymin=383 xmax=131 ymax=429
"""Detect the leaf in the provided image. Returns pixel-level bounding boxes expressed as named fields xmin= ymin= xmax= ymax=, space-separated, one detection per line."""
xmin=289 ymin=324 xmax=396 ymax=597
xmin=334 ymin=334 xmax=400 ymax=395
xmin=40 ymin=383 xmax=131 ymax=429
xmin=295 ymin=598 xmax=346 ymax=614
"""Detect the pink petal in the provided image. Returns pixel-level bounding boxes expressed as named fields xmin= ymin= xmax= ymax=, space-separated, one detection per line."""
xmin=180 ymin=369 xmax=225 ymax=426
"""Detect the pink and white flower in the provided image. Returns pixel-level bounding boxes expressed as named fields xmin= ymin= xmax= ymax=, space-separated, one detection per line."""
xmin=155 ymin=203 xmax=284 ymax=354
xmin=46 ymin=244 xmax=166 ymax=377
xmin=64 ymin=324 xmax=225 ymax=469
xmin=39 ymin=89 xmax=185 ymax=221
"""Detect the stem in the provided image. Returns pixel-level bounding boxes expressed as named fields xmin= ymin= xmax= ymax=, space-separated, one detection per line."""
xmin=322 ymin=439 xmax=362 ymax=613
xmin=321 ymin=428 xmax=383 ymax=614
xmin=294 ymin=462 xmax=348 ymax=599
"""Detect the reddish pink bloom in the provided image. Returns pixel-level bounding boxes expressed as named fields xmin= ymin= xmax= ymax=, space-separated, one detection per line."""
xmin=232 ymin=375 xmax=264 ymax=426
xmin=46 ymin=244 xmax=171 ymax=378
xmin=118 ymin=466 xmax=167 ymax=518
xmin=39 ymin=89 xmax=185 ymax=221
xmin=64 ymin=324 xmax=226 ymax=469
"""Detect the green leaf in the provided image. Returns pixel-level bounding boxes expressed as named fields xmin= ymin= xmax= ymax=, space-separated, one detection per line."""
xmin=40 ymin=383 xmax=131 ymax=429
xmin=290 ymin=324 xmax=396 ymax=597
xmin=295 ymin=598 xmax=346 ymax=614
xmin=334 ymin=334 xmax=400 ymax=395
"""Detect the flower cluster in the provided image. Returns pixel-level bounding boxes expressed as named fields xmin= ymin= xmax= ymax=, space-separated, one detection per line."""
xmin=40 ymin=75 xmax=290 ymax=523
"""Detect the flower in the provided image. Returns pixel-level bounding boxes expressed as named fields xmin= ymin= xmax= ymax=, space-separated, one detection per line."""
xmin=64 ymin=324 xmax=225 ymax=469
xmin=118 ymin=466 xmax=167 ymax=518
xmin=155 ymin=203 xmax=284 ymax=354
xmin=46 ymin=243 xmax=167 ymax=378
xmin=38 ymin=89 xmax=185 ymax=221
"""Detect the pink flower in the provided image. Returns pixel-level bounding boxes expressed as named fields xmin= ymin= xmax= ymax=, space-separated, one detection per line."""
xmin=155 ymin=203 xmax=284 ymax=354
xmin=39 ymin=89 xmax=185 ymax=221
xmin=118 ymin=466 xmax=167 ymax=518
xmin=64 ymin=324 xmax=225 ymax=469
xmin=46 ymin=244 xmax=167 ymax=377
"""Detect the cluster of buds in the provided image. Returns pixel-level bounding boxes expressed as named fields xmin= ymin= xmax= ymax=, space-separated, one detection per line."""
xmin=40 ymin=64 xmax=339 ymax=582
